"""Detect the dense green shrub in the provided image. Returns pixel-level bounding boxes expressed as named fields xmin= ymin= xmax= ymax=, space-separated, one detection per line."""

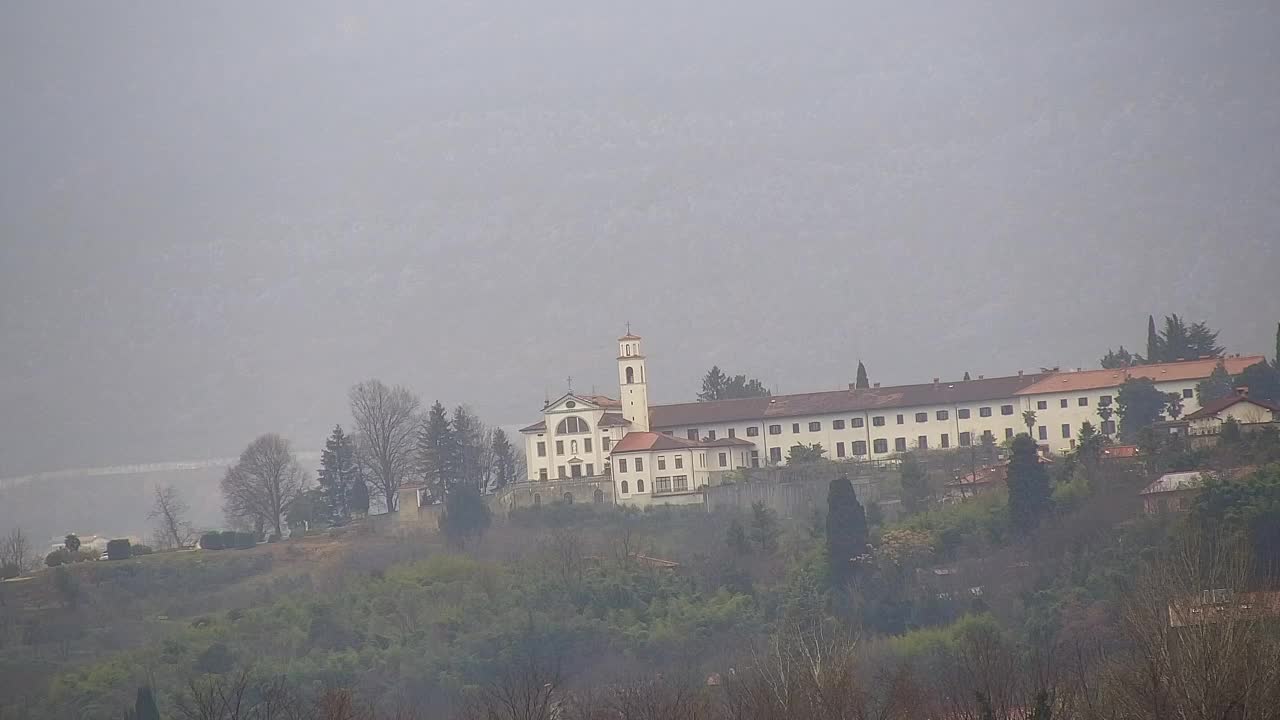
xmin=132 ymin=544 xmax=153 ymax=556
xmin=200 ymin=532 xmax=224 ymax=550
xmin=46 ymin=549 xmax=69 ymax=567
xmin=106 ymin=539 xmax=132 ymax=561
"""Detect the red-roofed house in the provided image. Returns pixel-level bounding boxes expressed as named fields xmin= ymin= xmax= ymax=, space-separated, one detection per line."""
xmin=1184 ymin=389 xmax=1279 ymax=436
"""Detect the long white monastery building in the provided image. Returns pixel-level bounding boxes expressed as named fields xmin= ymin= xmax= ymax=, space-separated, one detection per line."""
xmin=519 ymin=331 xmax=1264 ymax=507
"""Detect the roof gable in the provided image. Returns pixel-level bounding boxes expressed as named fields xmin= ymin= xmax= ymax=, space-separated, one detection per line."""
xmin=1184 ymin=394 xmax=1280 ymax=420
xmin=544 ymin=392 xmax=616 ymax=414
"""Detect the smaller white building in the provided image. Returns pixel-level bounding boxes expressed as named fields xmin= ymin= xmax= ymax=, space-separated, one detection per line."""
xmin=1183 ymin=390 xmax=1279 ymax=436
xmin=608 ymin=431 xmax=753 ymax=507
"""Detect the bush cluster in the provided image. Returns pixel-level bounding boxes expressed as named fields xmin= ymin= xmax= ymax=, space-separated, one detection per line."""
xmin=106 ymin=539 xmax=132 ymax=561
xmin=199 ymin=531 xmax=258 ymax=551
xmin=45 ymin=548 xmax=100 ymax=567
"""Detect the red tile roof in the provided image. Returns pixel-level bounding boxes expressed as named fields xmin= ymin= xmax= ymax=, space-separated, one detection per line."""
xmin=609 ymin=432 xmax=705 ymax=453
xmin=1015 ymin=356 xmax=1264 ymax=395
xmin=1101 ymin=444 xmax=1140 ymax=459
xmin=648 ymin=373 xmax=1049 ymax=429
xmin=1184 ymin=394 xmax=1280 ymax=421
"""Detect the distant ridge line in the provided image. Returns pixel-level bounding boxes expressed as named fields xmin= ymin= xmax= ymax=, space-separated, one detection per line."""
xmin=0 ymin=451 xmax=322 ymax=490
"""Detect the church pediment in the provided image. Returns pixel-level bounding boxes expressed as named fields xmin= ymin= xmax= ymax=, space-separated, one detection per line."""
xmin=544 ymin=392 xmax=615 ymax=414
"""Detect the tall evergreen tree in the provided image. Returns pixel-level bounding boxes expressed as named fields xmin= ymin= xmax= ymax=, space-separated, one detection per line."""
xmin=1187 ymin=320 xmax=1224 ymax=358
xmin=1274 ymin=321 xmax=1280 ymax=369
xmin=1148 ymin=314 xmax=1224 ymax=362
xmin=489 ymin=428 xmax=517 ymax=492
xmin=826 ymin=475 xmax=867 ymax=588
xmin=317 ymin=425 xmax=359 ymax=525
xmin=698 ymin=365 xmax=729 ymax=401
xmin=1007 ymin=434 xmax=1051 ymax=534
xmin=418 ymin=401 xmax=458 ymax=502
xmin=1196 ymin=359 xmax=1234 ymax=407
xmin=1146 ymin=314 xmax=1160 ymax=363
xmin=698 ymin=366 xmax=770 ymax=400
xmin=855 ymin=361 xmax=870 ymax=389
xmin=963 ymin=371 xmax=971 ymax=381
xmin=1100 ymin=345 xmax=1143 ymax=369
xmin=1236 ymin=361 xmax=1280 ymax=403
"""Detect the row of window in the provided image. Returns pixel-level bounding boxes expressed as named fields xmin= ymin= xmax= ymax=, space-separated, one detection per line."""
xmin=538 ymin=462 xmax=598 ymax=481
xmin=536 ymin=437 xmax=613 ymax=458
xmin=676 ymin=394 xmax=1156 ymax=441
xmin=653 ymin=475 xmax=689 ymax=494
xmin=619 ymin=479 xmax=645 ymax=494
xmin=1033 ymin=395 xmax=1114 ymax=410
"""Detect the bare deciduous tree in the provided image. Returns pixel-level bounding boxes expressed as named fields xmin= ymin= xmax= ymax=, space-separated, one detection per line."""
xmin=349 ymin=380 xmax=420 ymax=512
xmin=220 ymin=434 xmax=307 ymax=540
xmin=149 ymin=483 xmax=194 ymax=549
xmin=456 ymin=660 xmax=562 ymax=720
xmin=1 ymin=528 xmax=32 ymax=573
xmin=1107 ymin=535 xmax=1280 ymax=720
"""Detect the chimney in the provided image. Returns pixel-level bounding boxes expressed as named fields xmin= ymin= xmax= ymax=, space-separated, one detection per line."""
xmin=1017 ymin=370 xmax=1023 ymax=376
xmin=848 ymin=382 xmax=856 ymax=390
xmin=932 ymin=377 xmax=939 ymax=384
xmin=873 ymin=382 xmax=881 ymax=388
xmin=1236 ymin=386 xmax=1250 ymax=397
xmin=978 ymin=375 xmax=985 ymax=380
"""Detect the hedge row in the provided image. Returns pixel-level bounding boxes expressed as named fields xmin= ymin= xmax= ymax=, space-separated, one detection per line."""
xmin=199 ymin=531 xmax=258 ymax=551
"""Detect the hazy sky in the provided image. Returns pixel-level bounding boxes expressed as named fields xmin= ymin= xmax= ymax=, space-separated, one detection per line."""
xmin=2 ymin=0 xmax=1279 ymax=477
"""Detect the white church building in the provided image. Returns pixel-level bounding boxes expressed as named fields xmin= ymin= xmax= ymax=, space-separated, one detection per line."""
xmin=518 ymin=331 xmax=1265 ymax=508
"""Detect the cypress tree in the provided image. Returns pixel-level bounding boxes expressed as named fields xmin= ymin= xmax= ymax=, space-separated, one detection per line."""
xmin=1007 ymin=434 xmax=1051 ymax=534
xmin=963 ymin=371 xmax=971 ymax=381
xmin=1146 ymin=314 xmax=1161 ymax=363
xmin=855 ymin=360 xmax=870 ymax=389
xmin=348 ymin=474 xmax=370 ymax=516
xmin=1274 ymin=322 xmax=1279 ymax=369
xmin=135 ymin=686 xmax=160 ymax=720
xmin=439 ymin=482 xmax=491 ymax=548
xmin=826 ymin=475 xmax=867 ymax=587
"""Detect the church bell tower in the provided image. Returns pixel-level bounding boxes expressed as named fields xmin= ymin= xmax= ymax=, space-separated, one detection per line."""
xmin=617 ymin=329 xmax=650 ymax=432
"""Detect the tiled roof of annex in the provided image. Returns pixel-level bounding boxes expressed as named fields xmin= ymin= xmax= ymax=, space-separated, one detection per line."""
xmin=1014 ymin=356 xmax=1265 ymax=396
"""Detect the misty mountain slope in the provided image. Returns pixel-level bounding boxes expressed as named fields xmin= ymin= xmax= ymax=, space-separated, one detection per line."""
xmin=2 ymin=0 xmax=1279 ymax=476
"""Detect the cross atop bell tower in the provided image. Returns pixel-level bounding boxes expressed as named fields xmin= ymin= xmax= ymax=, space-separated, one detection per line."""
xmin=617 ymin=328 xmax=649 ymax=431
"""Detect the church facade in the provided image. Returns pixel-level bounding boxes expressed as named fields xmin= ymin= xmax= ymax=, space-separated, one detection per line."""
xmin=519 ymin=331 xmax=1264 ymax=508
